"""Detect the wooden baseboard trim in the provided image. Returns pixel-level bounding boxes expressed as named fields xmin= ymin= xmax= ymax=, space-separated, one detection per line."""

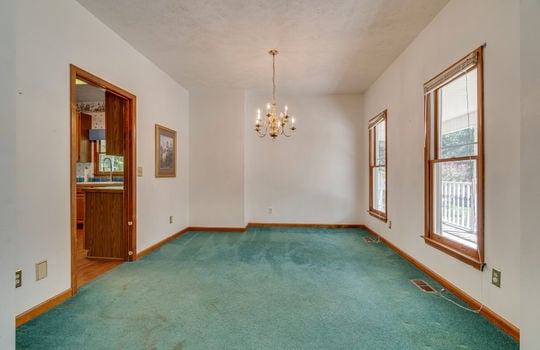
xmin=16 ymin=289 xmax=72 ymax=327
xmin=247 ymin=223 xmax=364 ymax=229
xmin=361 ymin=225 xmax=520 ymax=342
xmin=17 ymin=228 xmax=191 ymax=326
xmin=138 ymin=224 xmax=363 ymax=260
xmin=137 ymin=227 xmax=190 ymax=259
xmin=188 ymin=226 xmax=247 ymax=232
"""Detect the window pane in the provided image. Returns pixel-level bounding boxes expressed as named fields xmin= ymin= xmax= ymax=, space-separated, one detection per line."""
xmin=369 ymin=128 xmax=374 ymax=166
xmin=372 ymin=167 xmax=386 ymax=212
xmin=432 ymin=160 xmax=477 ymax=249
xmin=438 ymin=69 xmax=478 ymax=159
xmin=375 ymin=121 xmax=385 ymax=165
xmin=99 ymin=154 xmax=124 ymax=173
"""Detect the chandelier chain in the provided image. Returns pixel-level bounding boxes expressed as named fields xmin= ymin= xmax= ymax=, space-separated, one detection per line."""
xmin=272 ymin=52 xmax=276 ymax=104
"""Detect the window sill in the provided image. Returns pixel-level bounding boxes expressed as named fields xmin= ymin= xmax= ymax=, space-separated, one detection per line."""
xmin=423 ymin=236 xmax=485 ymax=271
xmin=94 ymin=173 xmax=124 ymax=177
xmin=368 ymin=210 xmax=387 ymax=222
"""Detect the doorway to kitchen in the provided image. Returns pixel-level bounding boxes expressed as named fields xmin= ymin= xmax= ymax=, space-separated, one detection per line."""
xmin=69 ymin=65 xmax=137 ymax=294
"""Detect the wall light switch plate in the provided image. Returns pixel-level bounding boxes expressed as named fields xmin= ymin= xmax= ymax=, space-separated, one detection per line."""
xmin=492 ymin=268 xmax=501 ymax=288
xmin=137 ymin=167 xmax=143 ymax=177
xmin=15 ymin=270 xmax=22 ymax=288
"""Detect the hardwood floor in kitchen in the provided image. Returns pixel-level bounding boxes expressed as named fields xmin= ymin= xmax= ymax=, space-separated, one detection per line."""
xmin=77 ymin=228 xmax=123 ymax=289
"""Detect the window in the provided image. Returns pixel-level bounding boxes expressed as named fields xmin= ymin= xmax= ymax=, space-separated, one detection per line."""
xmin=424 ymin=47 xmax=484 ymax=270
xmin=368 ymin=110 xmax=387 ymax=221
xmin=94 ymin=140 xmax=124 ymax=177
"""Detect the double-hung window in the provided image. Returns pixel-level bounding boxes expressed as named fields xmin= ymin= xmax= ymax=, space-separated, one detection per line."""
xmin=424 ymin=47 xmax=484 ymax=269
xmin=368 ymin=110 xmax=387 ymax=221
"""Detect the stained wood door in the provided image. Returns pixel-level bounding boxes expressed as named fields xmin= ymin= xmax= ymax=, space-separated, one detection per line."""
xmin=105 ymin=91 xmax=125 ymax=156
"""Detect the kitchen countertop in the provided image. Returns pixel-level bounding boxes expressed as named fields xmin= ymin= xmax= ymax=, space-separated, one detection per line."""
xmin=81 ymin=186 xmax=124 ymax=193
xmin=77 ymin=182 xmax=123 ymax=188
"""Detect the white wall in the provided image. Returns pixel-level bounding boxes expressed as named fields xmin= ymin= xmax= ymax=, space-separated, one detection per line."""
xmin=0 ymin=0 xmax=16 ymax=348
xmin=136 ymin=75 xmax=189 ymax=251
xmin=189 ymin=92 xmax=364 ymax=228
xmin=15 ymin=0 xmax=189 ymax=316
xmin=189 ymin=90 xmax=245 ymax=227
xmin=520 ymin=1 xmax=540 ymax=348
xmin=245 ymin=94 xmax=364 ymax=224
xmin=363 ymin=0 xmax=520 ymax=326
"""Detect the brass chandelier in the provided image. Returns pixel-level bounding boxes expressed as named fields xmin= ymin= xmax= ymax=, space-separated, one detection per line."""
xmin=255 ymin=50 xmax=296 ymax=139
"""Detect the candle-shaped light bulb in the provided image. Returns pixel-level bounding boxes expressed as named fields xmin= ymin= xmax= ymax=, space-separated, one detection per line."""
xmin=266 ymin=103 xmax=271 ymax=110
xmin=291 ymin=117 xmax=295 ymax=124
xmin=284 ymin=105 xmax=288 ymax=113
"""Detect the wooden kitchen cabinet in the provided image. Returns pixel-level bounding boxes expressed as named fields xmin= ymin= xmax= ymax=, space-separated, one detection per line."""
xmin=76 ymin=189 xmax=85 ymax=226
xmin=78 ymin=112 xmax=92 ymax=162
xmin=84 ymin=187 xmax=124 ymax=259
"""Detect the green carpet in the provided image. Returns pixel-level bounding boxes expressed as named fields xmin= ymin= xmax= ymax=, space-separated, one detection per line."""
xmin=17 ymin=227 xmax=518 ymax=349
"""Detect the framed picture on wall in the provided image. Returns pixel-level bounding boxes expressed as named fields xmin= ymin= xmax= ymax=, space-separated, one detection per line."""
xmin=155 ymin=124 xmax=177 ymax=177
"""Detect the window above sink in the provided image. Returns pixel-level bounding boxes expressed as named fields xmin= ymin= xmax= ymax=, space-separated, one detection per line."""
xmin=94 ymin=140 xmax=124 ymax=176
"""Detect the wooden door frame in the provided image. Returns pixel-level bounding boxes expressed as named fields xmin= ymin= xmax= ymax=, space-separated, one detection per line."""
xmin=69 ymin=64 xmax=137 ymax=295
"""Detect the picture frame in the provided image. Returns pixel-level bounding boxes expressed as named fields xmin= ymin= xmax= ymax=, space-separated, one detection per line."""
xmin=155 ymin=124 xmax=177 ymax=177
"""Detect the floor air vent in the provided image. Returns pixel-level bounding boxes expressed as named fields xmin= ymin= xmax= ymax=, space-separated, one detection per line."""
xmin=363 ymin=236 xmax=374 ymax=243
xmin=410 ymin=279 xmax=437 ymax=293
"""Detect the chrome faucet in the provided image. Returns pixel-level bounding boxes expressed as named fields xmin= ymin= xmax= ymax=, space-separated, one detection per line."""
xmin=103 ymin=157 xmax=113 ymax=182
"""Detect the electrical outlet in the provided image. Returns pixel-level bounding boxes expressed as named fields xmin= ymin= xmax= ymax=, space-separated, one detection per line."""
xmin=492 ymin=268 xmax=501 ymax=288
xmin=268 ymin=207 xmax=272 ymax=214
xmin=388 ymin=220 xmax=392 ymax=229
xmin=15 ymin=270 xmax=22 ymax=288
xmin=169 ymin=215 xmax=173 ymax=224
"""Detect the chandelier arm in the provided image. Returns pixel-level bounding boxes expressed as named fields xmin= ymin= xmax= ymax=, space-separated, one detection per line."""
xmin=256 ymin=125 xmax=267 ymax=137
xmin=281 ymin=125 xmax=294 ymax=137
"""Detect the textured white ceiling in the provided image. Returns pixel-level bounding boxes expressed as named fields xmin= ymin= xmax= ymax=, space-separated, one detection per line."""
xmin=76 ymin=0 xmax=448 ymax=95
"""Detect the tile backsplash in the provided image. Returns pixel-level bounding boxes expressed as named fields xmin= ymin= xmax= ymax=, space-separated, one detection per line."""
xmin=76 ymin=177 xmax=124 ymax=183
xmin=76 ymin=162 xmax=93 ymax=178
xmin=75 ymin=162 xmax=122 ymax=182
